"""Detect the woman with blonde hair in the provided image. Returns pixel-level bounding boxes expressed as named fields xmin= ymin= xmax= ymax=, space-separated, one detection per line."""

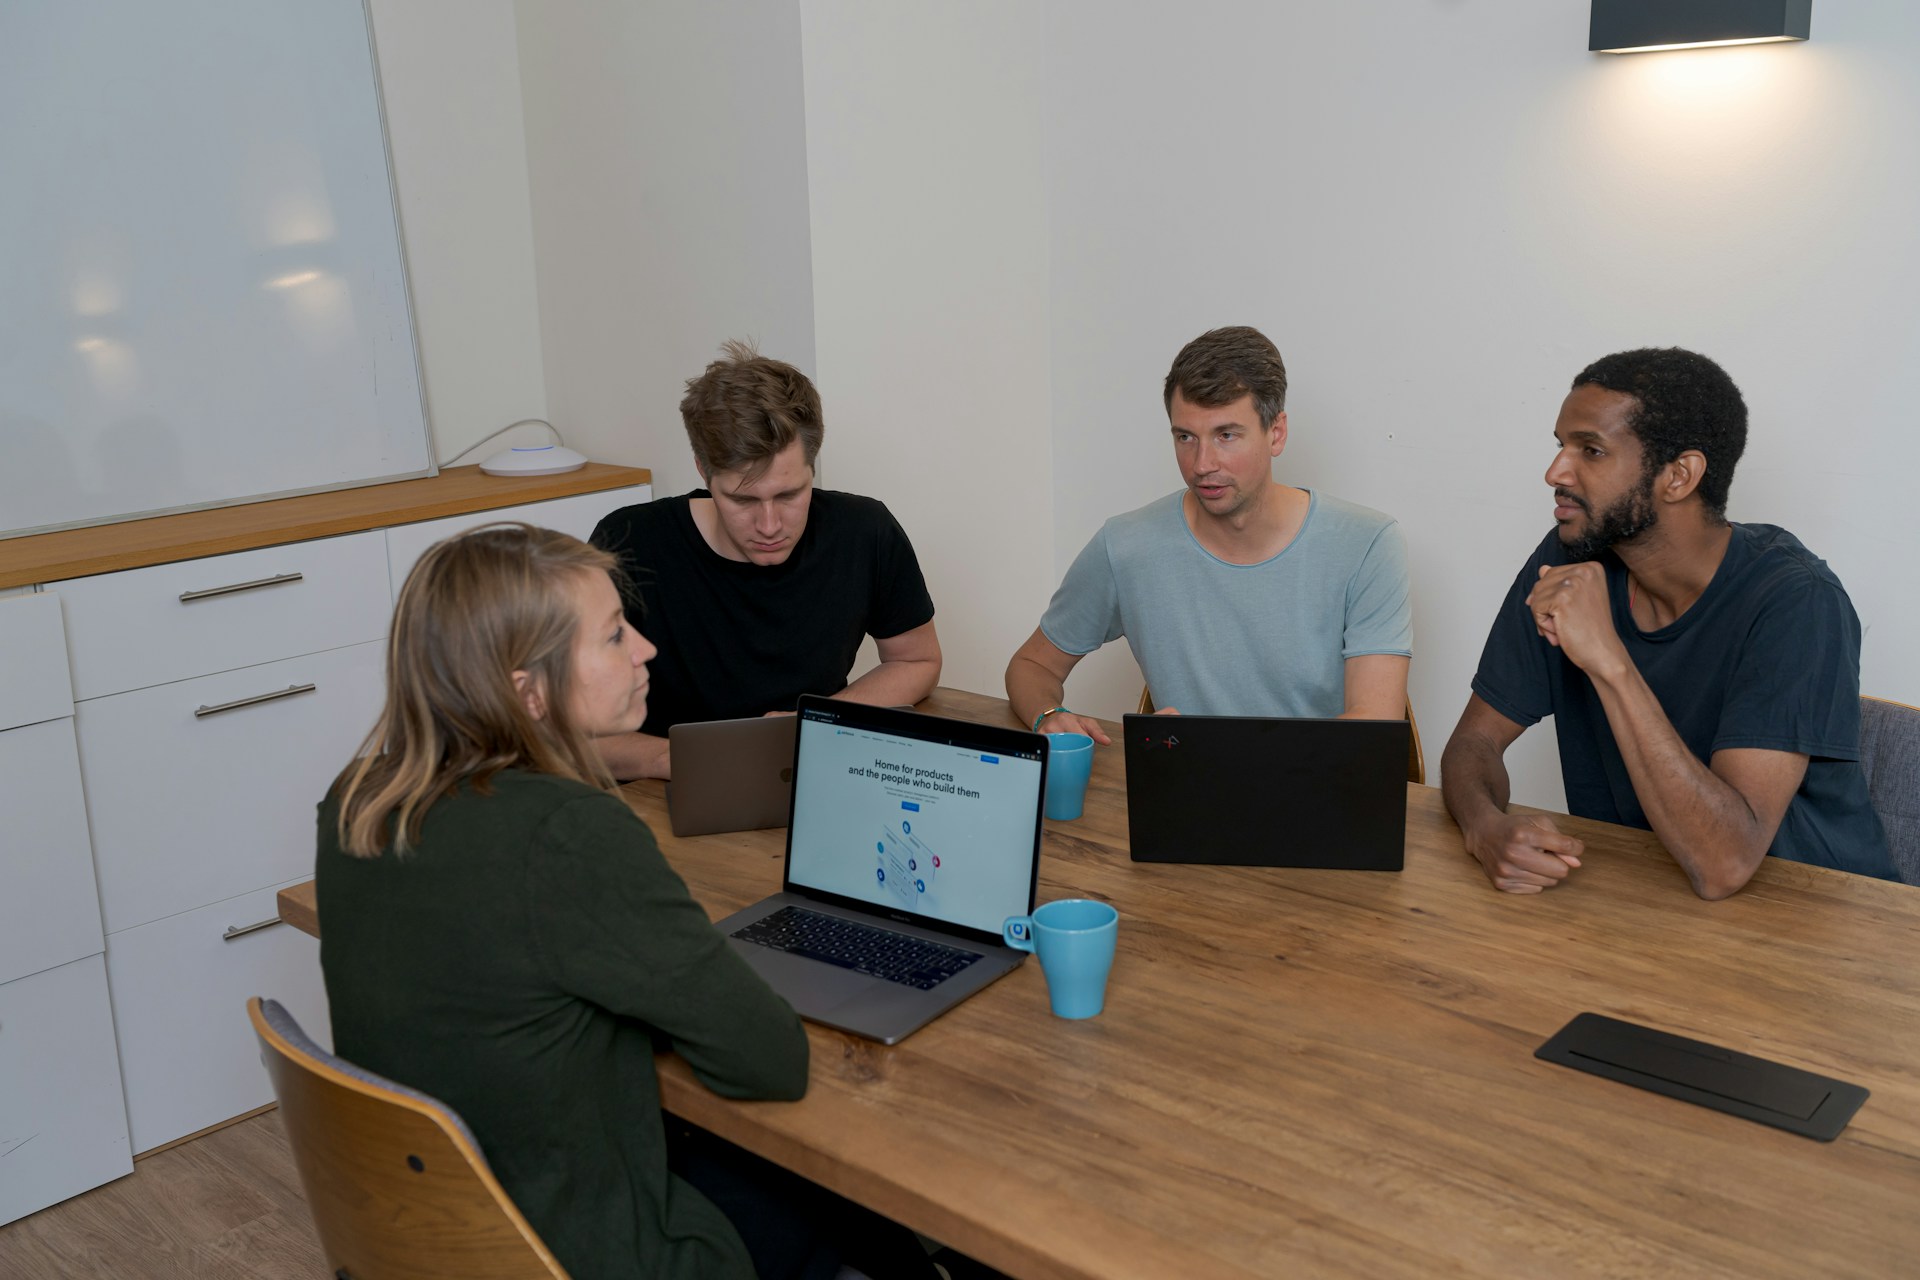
xmin=317 ymin=524 xmax=935 ymax=1279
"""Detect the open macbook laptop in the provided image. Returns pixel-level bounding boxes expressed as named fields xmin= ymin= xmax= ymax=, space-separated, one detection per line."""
xmin=666 ymin=715 xmax=798 ymax=837
xmin=714 ymin=695 xmax=1047 ymax=1044
xmin=1124 ymin=713 xmax=1409 ymax=870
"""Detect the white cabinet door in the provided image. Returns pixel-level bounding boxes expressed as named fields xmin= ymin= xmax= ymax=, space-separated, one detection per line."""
xmin=77 ymin=640 xmax=386 ymax=934
xmin=55 ymin=531 xmax=392 ymax=702
xmin=383 ymin=484 xmax=649 ymax=594
xmin=0 ymin=719 xmax=104 ymax=984
xmin=104 ymin=880 xmax=330 ymax=1155
xmin=0 ymin=591 xmax=73 ymax=730
xmin=0 ymin=955 xmax=133 ymax=1224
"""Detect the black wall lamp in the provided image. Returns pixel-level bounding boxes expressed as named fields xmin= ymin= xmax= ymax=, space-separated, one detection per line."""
xmin=1591 ymin=0 xmax=1811 ymax=53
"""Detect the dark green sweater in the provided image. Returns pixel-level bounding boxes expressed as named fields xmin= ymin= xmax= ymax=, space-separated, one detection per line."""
xmin=316 ymin=770 xmax=810 ymax=1279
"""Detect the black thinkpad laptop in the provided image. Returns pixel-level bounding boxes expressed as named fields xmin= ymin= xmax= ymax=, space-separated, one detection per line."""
xmin=1124 ymin=713 xmax=1409 ymax=870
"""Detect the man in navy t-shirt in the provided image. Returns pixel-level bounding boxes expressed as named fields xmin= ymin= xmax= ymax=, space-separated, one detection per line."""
xmin=1442 ymin=347 xmax=1894 ymax=898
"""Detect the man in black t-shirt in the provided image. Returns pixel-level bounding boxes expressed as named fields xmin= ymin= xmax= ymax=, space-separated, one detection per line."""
xmin=1442 ymin=348 xmax=1894 ymax=898
xmin=590 ymin=341 xmax=940 ymax=780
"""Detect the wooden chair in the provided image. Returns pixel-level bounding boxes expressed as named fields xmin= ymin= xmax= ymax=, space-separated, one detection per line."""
xmin=247 ymin=997 xmax=570 ymax=1280
xmin=1859 ymin=695 xmax=1920 ymax=885
xmin=1138 ymin=687 xmax=1426 ymax=784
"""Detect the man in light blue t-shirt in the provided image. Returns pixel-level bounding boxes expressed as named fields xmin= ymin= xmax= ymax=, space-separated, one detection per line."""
xmin=1005 ymin=326 xmax=1412 ymax=742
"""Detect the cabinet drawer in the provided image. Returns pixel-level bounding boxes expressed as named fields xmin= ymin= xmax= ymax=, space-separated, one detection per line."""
xmin=0 ymin=591 xmax=73 ymax=730
xmin=105 ymin=880 xmax=330 ymax=1155
xmin=0 ymin=718 xmax=103 ymax=984
xmin=77 ymin=640 xmax=386 ymax=934
xmin=56 ymin=531 xmax=391 ymax=701
xmin=0 ymin=954 xmax=133 ymax=1225
xmin=384 ymin=484 xmax=649 ymax=593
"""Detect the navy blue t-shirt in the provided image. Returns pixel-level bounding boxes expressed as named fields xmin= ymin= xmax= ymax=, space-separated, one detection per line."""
xmin=592 ymin=489 xmax=935 ymax=737
xmin=1470 ymin=524 xmax=1894 ymax=879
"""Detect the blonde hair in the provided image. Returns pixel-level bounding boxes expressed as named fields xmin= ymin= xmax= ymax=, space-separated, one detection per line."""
xmin=333 ymin=523 xmax=621 ymax=857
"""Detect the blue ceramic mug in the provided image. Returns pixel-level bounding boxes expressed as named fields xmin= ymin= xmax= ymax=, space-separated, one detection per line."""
xmin=1003 ymin=898 xmax=1119 ymax=1019
xmin=1043 ymin=732 xmax=1095 ymax=821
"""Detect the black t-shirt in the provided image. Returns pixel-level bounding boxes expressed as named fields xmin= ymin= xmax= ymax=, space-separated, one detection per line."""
xmin=591 ymin=489 xmax=935 ymax=736
xmin=1470 ymin=524 xmax=1894 ymax=880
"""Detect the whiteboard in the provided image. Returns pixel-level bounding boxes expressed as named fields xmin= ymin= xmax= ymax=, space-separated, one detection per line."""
xmin=0 ymin=0 xmax=433 ymax=540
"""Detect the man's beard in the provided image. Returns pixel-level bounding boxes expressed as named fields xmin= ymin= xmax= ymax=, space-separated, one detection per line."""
xmin=1561 ymin=471 xmax=1657 ymax=563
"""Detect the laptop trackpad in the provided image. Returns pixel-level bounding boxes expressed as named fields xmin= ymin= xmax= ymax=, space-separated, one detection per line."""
xmin=735 ymin=941 xmax=875 ymax=1009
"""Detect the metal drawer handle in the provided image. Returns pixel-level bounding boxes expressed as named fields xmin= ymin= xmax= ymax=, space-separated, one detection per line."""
xmin=223 ymin=917 xmax=285 ymax=942
xmin=194 ymin=682 xmax=317 ymax=718
xmin=179 ymin=572 xmax=304 ymax=603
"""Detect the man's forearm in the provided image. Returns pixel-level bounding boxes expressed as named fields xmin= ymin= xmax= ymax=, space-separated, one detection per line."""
xmin=838 ymin=657 xmax=940 ymax=709
xmin=1005 ymin=654 xmax=1069 ymax=732
xmin=596 ymin=731 xmax=672 ymax=782
xmin=1440 ymin=733 xmax=1514 ymax=854
xmin=1587 ymin=662 xmax=1767 ymax=898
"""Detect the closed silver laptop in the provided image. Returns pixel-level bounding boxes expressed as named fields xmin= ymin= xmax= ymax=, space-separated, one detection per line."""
xmin=666 ymin=714 xmax=797 ymax=837
xmin=714 ymin=695 xmax=1046 ymax=1044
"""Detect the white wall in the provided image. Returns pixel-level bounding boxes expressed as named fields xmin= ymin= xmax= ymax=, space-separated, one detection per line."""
xmin=367 ymin=0 xmax=549 ymax=464
xmin=514 ymin=0 xmax=817 ymax=497
xmin=800 ymin=2 xmax=1055 ymax=697
xmin=803 ymin=0 xmax=1920 ymax=808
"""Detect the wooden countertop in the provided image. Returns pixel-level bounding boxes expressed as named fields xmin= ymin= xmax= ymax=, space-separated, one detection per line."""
xmin=0 ymin=463 xmax=651 ymax=590
xmin=279 ymin=688 xmax=1920 ymax=1279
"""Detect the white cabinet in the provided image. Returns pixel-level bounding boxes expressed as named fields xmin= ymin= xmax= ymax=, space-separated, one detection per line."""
xmin=105 ymin=880 xmax=330 ymax=1155
xmin=0 ymin=594 xmax=130 ymax=1223
xmin=0 ymin=718 xmax=105 ymax=983
xmin=54 ymin=530 xmax=392 ymax=702
xmin=0 ymin=956 xmax=133 ymax=1224
xmin=79 ymin=640 xmax=388 ymax=934
xmin=0 ymin=590 xmax=72 ymax=728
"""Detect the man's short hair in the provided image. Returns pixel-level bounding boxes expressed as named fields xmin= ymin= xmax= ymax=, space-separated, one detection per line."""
xmin=1163 ymin=326 xmax=1288 ymax=430
xmin=1572 ymin=348 xmax=1748 ymax=519
xmin=679 ymin=340 xmax=824 ymax=481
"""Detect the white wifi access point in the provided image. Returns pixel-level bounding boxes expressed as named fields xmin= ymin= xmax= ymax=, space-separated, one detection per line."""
xmin=479 ymin=444 xmax=588 ymax=476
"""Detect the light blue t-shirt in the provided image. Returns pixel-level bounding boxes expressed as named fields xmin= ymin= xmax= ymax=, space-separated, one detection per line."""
xmin=1040 ymin=490 xmax=1412 ymax=719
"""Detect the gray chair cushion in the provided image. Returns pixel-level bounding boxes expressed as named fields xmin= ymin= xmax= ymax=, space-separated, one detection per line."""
xmin=258 ymin=997 xmax=486 ymax=1155
xmin=1859 ymin=697 xmax=1920 ymax=885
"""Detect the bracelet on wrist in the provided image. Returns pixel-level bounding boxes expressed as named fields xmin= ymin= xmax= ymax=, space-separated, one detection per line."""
xmin=1032 ymin=705 xmax=1069 ymax=733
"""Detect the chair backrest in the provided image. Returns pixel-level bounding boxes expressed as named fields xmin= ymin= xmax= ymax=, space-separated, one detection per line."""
xmin=1138 ymin=687 xmax=1426 ymax=784
xmin=247 ymin=997 xmax=570 ymax=1280
xmin=1405 ymin=704 xmax=1426 ymax=787
xmin=1859 ymin=696 xmax=1920 ymax=885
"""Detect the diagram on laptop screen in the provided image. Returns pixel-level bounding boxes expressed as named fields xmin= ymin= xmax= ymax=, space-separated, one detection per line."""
xmin=876 ymin=819 xmax=942 ymax=912
xmin=789 ymin=717 xmax=1043 ymax=934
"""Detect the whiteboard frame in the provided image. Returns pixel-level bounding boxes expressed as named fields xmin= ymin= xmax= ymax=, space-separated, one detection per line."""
xmin=1 ymin=0 xmax=438 ymax=544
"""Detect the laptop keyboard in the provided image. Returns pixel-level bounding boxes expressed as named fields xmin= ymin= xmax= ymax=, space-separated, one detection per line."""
xmin=733 ymin=906 xmax=982 ymax=990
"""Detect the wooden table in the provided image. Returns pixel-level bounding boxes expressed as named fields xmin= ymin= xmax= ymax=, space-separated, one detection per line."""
xmin=279 ymin=688 xmax=1920 ymax=1279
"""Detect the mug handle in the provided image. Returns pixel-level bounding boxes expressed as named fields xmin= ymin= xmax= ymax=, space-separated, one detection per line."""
xmin=1003 ymin=916 xmax=1036 ymax=952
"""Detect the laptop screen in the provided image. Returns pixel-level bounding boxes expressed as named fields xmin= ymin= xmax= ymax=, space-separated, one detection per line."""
xmin=785 ymin=698 xmax=1046 ymax=939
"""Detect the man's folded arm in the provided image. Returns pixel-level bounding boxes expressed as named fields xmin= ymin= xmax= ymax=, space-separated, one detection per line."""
xmin=839 ymin=619 xmax=943 ymax=708
xmin=1586 ymin=660 xmax=1805 ymax=899
xmin=1442 ymin=694 xmax=1585 ymax=893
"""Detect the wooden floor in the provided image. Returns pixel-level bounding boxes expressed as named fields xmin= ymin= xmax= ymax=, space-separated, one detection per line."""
xmin=0 ymin=1111 xmax=327 ymax=1279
